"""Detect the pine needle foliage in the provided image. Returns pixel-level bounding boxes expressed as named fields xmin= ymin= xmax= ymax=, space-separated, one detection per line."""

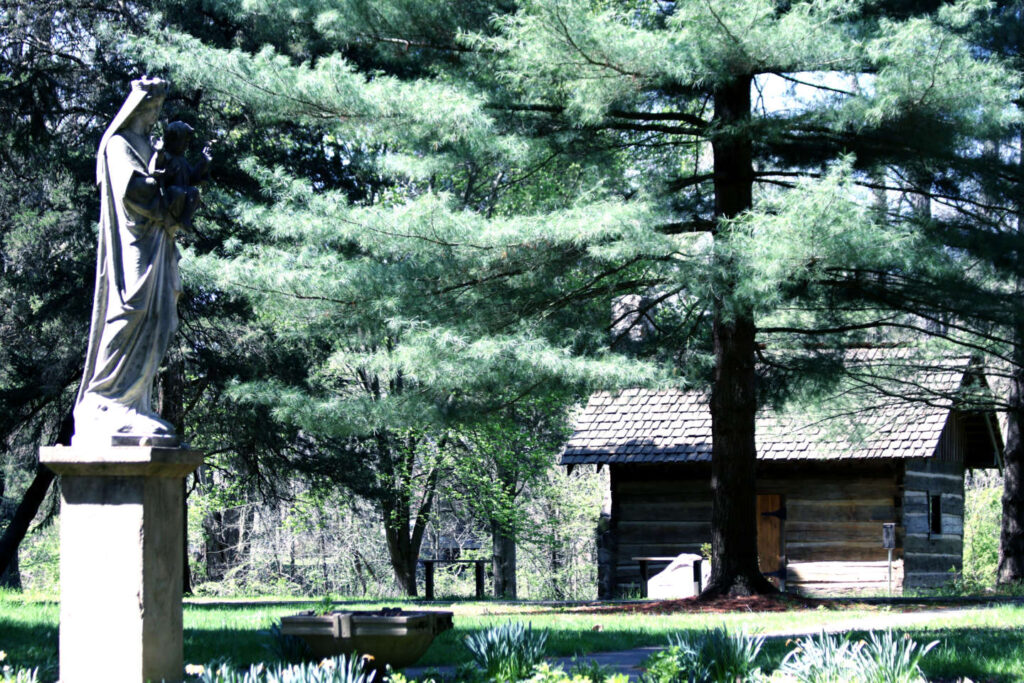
xmin=126 ymin=0 xmax=1022 ymax=591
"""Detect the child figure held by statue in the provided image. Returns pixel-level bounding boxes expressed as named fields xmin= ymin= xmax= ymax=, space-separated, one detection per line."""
xmin=148 ymin=120 xmax=212 ymax=232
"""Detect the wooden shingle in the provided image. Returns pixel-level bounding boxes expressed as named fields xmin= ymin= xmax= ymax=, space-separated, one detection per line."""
xmin=561 ymin=352 xmax=986 ymax=465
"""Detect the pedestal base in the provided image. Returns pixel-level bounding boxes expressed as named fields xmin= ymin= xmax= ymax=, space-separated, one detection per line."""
xmin=41 ymin=446 xmax=204 ymax=683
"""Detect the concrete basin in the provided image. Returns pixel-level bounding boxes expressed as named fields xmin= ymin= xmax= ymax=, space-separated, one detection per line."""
xmin=280 ymin=608 xmax=454 ymax=671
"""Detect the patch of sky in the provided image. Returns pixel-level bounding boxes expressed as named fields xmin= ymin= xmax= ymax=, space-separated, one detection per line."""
xmin=754 ymin=71 xmax=873 ymax=116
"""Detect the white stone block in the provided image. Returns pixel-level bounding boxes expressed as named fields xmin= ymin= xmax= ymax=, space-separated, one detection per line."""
xmin=647 ymin=553 xmax=707 ymax=599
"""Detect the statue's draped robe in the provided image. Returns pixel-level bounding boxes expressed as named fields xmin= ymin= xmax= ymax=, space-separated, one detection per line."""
xmin=75 ymin=130 xmax=180 ymax=440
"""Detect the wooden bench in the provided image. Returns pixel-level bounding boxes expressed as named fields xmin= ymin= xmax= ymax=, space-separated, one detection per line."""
xmin=419 ymin=559 xmax=487 ymax=601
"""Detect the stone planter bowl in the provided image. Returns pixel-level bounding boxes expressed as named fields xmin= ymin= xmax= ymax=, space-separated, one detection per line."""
xmin=280 ymin=608 xmax=454 ymax=671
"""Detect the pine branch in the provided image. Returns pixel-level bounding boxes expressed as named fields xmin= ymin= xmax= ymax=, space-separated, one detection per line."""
xmin=352 ymin=33 xmax=476 ymax=54
xmin=759 ymin=319 xmax=904 ymax=336
xmin=431 ymin=267 xmax=530 ymax=296
xmin=754 ymin=170 xmax=1018 ymax=215
xmin=666 ymin=173 xmax=715 ymax=193
xmin=231 ymin=282 xmax=358 ymax=306
xmin=655 ymin=220 xmax=715 ymax=234
xmin=607 ymin=109 xmax=708 ymax=128
xmin=552 ymin=10 xmax=647 ymax=79
xmin=603 ymin=121 xmax=704 ymax=136
xmin=491 ymin=103 xmax=708 ymax=132
xmin=770 ymin=72 xmax=857 ymax=97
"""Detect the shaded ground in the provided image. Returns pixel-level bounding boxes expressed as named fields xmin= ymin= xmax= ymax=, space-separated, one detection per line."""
xmin=568 ymin=594 xmax=828 ymax=614
xmin=561 ymin=593 xmax=992 ymax=615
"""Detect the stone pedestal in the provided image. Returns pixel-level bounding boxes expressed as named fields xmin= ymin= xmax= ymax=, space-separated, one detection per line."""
xmin=40 ymin=446 xmax=204 ymax=683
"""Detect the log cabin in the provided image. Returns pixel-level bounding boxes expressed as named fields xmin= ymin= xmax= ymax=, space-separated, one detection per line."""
xmin=560 ymin=363 xmax=1003 ymax=597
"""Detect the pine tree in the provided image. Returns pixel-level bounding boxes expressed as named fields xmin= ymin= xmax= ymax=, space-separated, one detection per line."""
xmin=946 ymin=0 xmax=1024 ymax=586
xmin=134 ymin=0 xmax=1018 ymax=595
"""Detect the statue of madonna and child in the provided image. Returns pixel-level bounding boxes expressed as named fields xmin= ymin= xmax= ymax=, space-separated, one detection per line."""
xmin=72 ymin=76 xmax=212 ymax=448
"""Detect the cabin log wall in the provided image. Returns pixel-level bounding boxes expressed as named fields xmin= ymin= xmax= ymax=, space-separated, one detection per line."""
xmin=902 ymin=415 xmax=965 ymax=589
xmin=761 ymin=461 xmax=902 ymax=595
xmin=607 ymin=461 xmax=905 ymax=597
xmin=605 ymin=464 xmax=711 ymax=597
xmin=603 ymin=416 xmax=978 ymax=597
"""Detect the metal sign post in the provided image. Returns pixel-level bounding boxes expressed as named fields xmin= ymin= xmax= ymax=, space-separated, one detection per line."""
xmin=882 ymin=523 xmax=896 ymax=596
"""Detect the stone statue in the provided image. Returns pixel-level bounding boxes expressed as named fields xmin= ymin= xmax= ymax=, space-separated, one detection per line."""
xmin=149 ymin=120 xmax=211 ymax=232
xmin=73 ymin=77 xmax=208 ymax=447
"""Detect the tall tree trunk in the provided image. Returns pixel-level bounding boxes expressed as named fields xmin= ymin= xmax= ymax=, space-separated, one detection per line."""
xmin=0 ymin=549 xmax=20 ymax=589
xmin=383 ymin=504 xmax=418 ymax=596
xmin=0 ymin=475 xmax=19 ymax=589
xmin=703 ymin=75 xmax=776 ymax=598
xmin=203 ymin=505 xmax=248 ymax=581
xmin=491 ymin=517 xmax=517 ymax=599
xmin=0 ymin=411 xmax=72 ymax=585
xmin=549 ymin=522 xmax=565 ymax=600
xmin=491 ymin=461 xmax=518 ymax=598
xmin=999 ymin=347 xmax=1024 ymax=584
xmin=999 ymin=141 xmax=1024 ymax=584
xmin=382 ymin=479 xmax=439 ymax=596
xmin=0 ymin=472 xmax=59 ymax=588
xmin=380 ymin=433 xmax=418 ymax=596
xmin=380 ymin=434 xmax=440 ymax=597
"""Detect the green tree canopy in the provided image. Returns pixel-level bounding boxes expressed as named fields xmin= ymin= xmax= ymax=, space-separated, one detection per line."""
xmin=117 ymin=0 xmax=1022 ymax=595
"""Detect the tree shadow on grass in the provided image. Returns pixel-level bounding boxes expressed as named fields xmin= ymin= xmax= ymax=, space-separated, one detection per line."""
xmin=0 ymin=618 xmax=58 ymax=682
xmin=184 ymin=626 xmax=277 ymax=668
xmin=183 ymin=600 xmax=465 ymax=669
xmin=917 ymin=627 xmax=1024 ymax=683
xmin=182 ymin=597 xmax=438 ymax=612
xmin=416 ymin=624 xmax=705 ymax=668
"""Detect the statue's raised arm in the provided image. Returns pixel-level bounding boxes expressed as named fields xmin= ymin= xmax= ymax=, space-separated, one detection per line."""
xmin=73 ymin=76 xmax=188 ymax=447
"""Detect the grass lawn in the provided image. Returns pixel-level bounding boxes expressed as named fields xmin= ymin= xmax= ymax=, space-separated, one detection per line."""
xmin=3 ymin=593 xmax=1024 ymax=680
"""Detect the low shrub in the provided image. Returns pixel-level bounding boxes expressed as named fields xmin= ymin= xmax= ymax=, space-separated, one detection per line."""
xmin=777 ymin=630 xmax=937 ymax=683
xmin=638 ymin=628 xmax=938 ymax=683
xmin=390 ymin=661 xmax=629 ymax=683
xmin=777 ymin=632 xmax=865 ymax=682
xmin=566 ymin=658 xmax=618 ymax=683
xmin=0 ymin=651 xmax=38 ymax=683
xmin=0 ymin=669 xmax=37 ymax=683
xmin=962 ymin=483 xmax=1001 ymax=592
xmin=857 ymin=630 xmax=937 ymax=683
xmin=0 ymin=667 xmax=38 ymax=683
xmin=464 ymin=621 xmax=548 ymax=682
xmin=641 ymin=628 xmax=764 ymax=683
xmin=524 ymin=662 xmax=629 ymax=683
xmin=185 ymin=654 xmax=376 ymax=683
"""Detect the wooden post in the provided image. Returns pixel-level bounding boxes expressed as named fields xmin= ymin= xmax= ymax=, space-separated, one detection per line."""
xmin=888 ymin=548 xmax=893 ymax=596
xmin=638 ymin=560 xmax=650 ymax=598
xmin=474 ymin=560 xmax=485 ymax=599
xmin=423 ymin=560 xmax=435 ymax=601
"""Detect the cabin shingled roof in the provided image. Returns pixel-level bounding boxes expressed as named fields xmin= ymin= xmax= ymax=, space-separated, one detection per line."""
xmin=561 ymin=352 xmax=976 ymax=466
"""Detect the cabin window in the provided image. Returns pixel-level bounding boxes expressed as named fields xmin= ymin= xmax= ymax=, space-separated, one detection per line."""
xmin=930 ymin=494 xmax=942 ymax=535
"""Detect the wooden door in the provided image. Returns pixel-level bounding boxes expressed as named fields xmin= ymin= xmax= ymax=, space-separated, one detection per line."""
xmin=757 ymin=494 xmax=784 ymax=588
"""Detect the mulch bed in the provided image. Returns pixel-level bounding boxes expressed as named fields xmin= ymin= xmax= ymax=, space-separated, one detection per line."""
xmin=569 ymin=594 xmax=830 ymax=615
xmin=565 ymin=594 xmax=974 ymax=615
